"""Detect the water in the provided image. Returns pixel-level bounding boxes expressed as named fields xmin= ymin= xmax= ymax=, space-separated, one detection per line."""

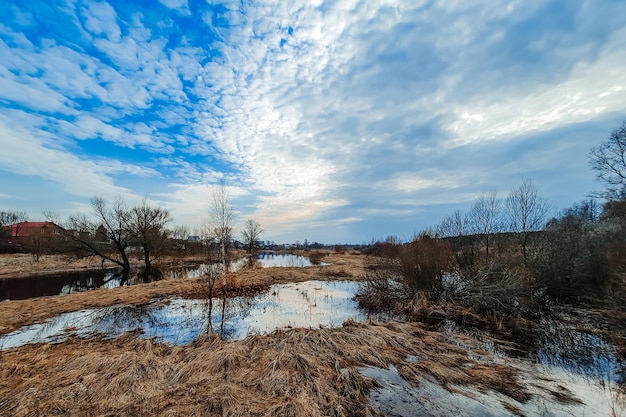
xmin=230 ymin=252 xmax=329 ymax=271
xmin=438 ymin=319 xmax=622 ymax=384
xmin=1 ymin=276 xmax=623 ymax=414
xmin=0 ymin=253 xmax=323 ymax=300
xmin=361 ymin=363 xmax=624 ymax=416
xmin=0 ymin=269 xmax=117 ymax=300
xmin=364 ymin=318 xmax=625 ymax=416
xmin=0 ymin=280 xmax=365 ymax=349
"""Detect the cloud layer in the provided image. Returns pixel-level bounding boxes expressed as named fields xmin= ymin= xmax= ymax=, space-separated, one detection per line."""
xmin=1 ymin=0 xmax=625 ymax=242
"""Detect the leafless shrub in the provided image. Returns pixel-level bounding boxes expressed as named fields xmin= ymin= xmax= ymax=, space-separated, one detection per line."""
xmin=398 ymin=234 xmax=455 ymax=297
xmin=355 ymin=264 xmax=405 ymax=312
xmin=362 ymin=236 xmax=402 ymax=259
xmin=307 ymin=250 xmax=326 ymax=265
xmin=454 ymin=263 xmax=534 ymax=320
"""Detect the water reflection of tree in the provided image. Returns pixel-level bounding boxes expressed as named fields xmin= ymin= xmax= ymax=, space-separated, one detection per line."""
xmin=503 ymin=319 xmax=624 ymax=389
xmin=208 ymin=295 xmax=259 ymax=340
xmin=90 ymin=304 xmax=154 ymax=333
xmin=60 ymin=270 xmax=110 ymax=294
xmin=199 ymin=263 xmax=221 ymax=335
xmin=530 ymin=322 xmax=619 ymax=383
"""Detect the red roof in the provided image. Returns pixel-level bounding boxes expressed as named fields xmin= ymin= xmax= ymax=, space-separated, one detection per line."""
xmin=9 ymin=222 xmax=63 ymax=237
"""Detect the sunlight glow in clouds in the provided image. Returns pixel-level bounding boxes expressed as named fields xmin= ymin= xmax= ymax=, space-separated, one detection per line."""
xmin=0 ymin=0 xmax=625 ymax=242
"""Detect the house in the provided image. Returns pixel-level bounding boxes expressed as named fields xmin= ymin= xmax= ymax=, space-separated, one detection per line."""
xmin=9 ymin=221 xmax=65 ymax=238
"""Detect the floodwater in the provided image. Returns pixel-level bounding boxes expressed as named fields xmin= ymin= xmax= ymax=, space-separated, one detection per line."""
xmin=0 ymin=253 xmax=323 ymax=300
xmin=361 ymin=362 xmax=623 ymax=416
xmin=231 ymin=252 xmax=329 ymax=271
xmin=0 ymin=280 xmax=365 ymax=349
xmin=0 ymin=277 xmax=623 ymax=415
xmin=0 ymin=268 xmax=120 ymax=300
xmin=361 ymin=318 xmax=625 ymax=416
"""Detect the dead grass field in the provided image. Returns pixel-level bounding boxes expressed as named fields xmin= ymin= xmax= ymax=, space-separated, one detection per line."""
xmin=0 ymin=320 xmax=530 ymax=417
xmin=0 ymin=251 xmax=615 ymax=416
xmin=0 ymin=252 xmax=367 ymax=335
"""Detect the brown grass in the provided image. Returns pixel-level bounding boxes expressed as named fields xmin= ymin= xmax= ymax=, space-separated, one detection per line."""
xmin=0 ymin=253 xmax=210 ymax=279
xmin=0 ymin=252 xmax=368 ymax=335
xmin=0 ymin=320 xmax=530 ymax=417
xmin=0 ymin=253 xmax=119 ymax=278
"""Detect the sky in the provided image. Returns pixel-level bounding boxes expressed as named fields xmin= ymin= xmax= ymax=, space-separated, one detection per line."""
xmin=1 ymin=0 xmax=625 ymax=244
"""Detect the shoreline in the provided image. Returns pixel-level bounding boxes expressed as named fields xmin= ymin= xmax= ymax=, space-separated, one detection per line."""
xmin=0 ymin=252 xmax=365 ymax=335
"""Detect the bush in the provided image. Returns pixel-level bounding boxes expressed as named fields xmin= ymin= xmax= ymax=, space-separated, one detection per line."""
xmin=362 ymin=236 xmax=402 ymax=259
xmin=531 ymin=219 xmax=624 ymax=302
xmin=355 ymin=263 xmax=405 ymax=312
xmin=398 ymin=234 xmax=455 ymax=297
xmin=307 ymin=250 xmax=326 ymax=265
xmin=455 ymin=262 xmax=535 ymax=319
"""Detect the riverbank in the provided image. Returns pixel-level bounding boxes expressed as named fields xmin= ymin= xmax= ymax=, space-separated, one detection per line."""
xmin=0 ymin=253 xmax=213 ymax=279
xmin=0 ymin=252 xmax=366 ymax=334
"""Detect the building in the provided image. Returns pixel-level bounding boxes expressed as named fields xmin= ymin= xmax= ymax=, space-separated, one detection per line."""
xmin=8 ymin=221 xmax=65 ymax=238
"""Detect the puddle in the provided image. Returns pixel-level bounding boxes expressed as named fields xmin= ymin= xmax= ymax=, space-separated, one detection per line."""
xmin=439 ymin=319 xmax=622 ymax=383
xmin=0 ymin=253 xmax=324 ymax=300
xmin=361 ymin=362 xmax=623 ymax=417
xmin=0 ymin=280 xmax=365 ymax=349
xmin=361 ymin=365 xmax=510 ymax=417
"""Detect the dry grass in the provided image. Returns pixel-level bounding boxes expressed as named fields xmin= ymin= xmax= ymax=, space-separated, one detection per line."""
xmin=0 ymin=253 xmax=210 ymax=279
xmin=0 ymin=252 xmax=368 ymax=335
xmin=0 ymin=320 xmax=530 ymax=417
xmin=0 ymin=253 xmax=120 ymax=278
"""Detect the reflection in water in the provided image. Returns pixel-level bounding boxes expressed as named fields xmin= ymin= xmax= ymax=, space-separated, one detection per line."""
xmin=230 ymin=253 xmax=329 ymax=271
xmin=0 ymin=269 xmax=113 ymax=300
xmin=530 ymin=323 xmax=619 ymax=383
xmin=0 ymin=280 xmax=365 ymax=349
xmin=1 ymin=254 xmax=326 ymax=301
xmin=439 ymin=319 xmax=623 ymax=385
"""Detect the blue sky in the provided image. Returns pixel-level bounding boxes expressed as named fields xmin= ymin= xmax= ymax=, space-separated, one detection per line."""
xmin=1 ymin=0 xmax=625 ymax=244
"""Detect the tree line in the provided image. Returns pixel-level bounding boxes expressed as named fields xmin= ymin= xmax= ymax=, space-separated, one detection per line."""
xmin=0 ymin=186 xmax=264 ymax=286
xmin=361 ymin=120 xmax=626 ymax=320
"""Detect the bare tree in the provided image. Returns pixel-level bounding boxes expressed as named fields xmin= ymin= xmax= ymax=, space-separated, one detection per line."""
xmin=469 ymin=190 xmax=502 ymax=263
xmin=506 ymin=179 xmax=550 ymax=262
xmin=241 ymin=219 xmax=263 ymax=254
xmin=41 ymin=209 xmax=61 ymax=225
xmin=207 ymin=182 xmax=235 ymax=338
xmin=170 ymin=224 xmax=190 ymax=241
xmin=25 ymin=227 xmax=48 ymax=262
xmin=436 ymin=209 xmax=477 ymax=268
xmin=0 ymin=210 xmax=28 ymax=238
xmin=436 ymin=209 xmax=469 ymax=238
xmin=589 ymin=121 xmax=626 ymax=199
xmin=209 ymin=183 xmax=235 ymax=278
xmin=63 ymin=197 xmax=135 ymax=281
xmin=170 ymin=224 xmax=191 ymax=260
xmin=130 ymin=199 xmax=172 ymax=279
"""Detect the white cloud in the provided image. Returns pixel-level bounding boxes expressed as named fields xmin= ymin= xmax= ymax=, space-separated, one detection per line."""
xmin=1 ymin=0 xmax=624 ymax=241
xmin=158 ymin=0 xmax=190 ymax=15
xmin=80 ymin=0 xmax=121 ymax=41
xmin=0 ymin=113 xmax=137 ymax=201
xmin=446 ymin=27 xmax=626 ymax=146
